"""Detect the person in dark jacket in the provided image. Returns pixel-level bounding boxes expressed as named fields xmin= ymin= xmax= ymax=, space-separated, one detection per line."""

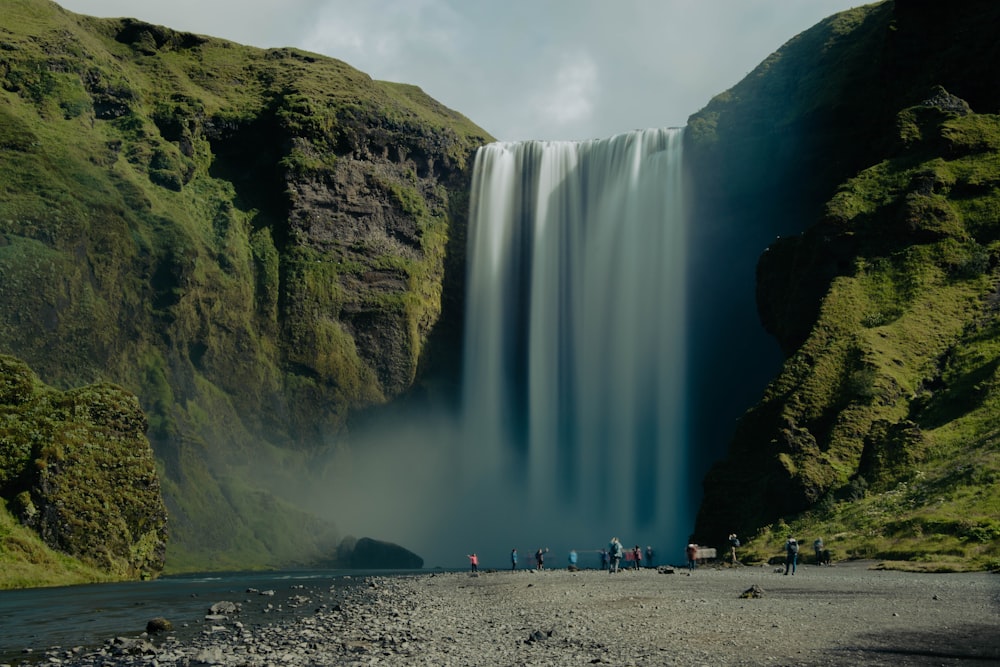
xmin=784 ymin=538 xmax=799 ymax=575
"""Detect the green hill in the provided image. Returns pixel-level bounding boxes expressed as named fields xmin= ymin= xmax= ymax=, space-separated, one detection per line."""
xmin=0 ymin=0 xmax=491 ymax=579
xmin=688 ymin=0 xmax=1000 ymax=571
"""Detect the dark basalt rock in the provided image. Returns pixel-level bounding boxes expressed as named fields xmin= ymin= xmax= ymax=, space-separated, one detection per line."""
xmin=348 ymin=537 xmax=423 ymax=569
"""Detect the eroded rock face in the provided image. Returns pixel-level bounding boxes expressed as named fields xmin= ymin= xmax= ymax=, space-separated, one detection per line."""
xmin=0 ymin=355 xmax=167 ymax=579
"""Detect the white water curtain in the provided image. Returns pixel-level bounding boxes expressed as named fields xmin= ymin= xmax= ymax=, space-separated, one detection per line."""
xmin=462 ymin=128 xmax=689 ymax=550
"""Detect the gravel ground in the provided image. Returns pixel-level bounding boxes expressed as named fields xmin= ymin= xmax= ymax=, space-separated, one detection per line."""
xmin=8 ymin=560 xmax=999 ymax=666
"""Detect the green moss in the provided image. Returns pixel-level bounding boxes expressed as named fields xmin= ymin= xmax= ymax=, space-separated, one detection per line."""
xmin=0 ymin=354 xmax=167 ymax=585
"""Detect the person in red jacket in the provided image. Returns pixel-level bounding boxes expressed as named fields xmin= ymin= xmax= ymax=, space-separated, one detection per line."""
xmin=686 ymin=543 xmax=698 ymax=571
xmin=467 ymin=553 xmax=479 ymax=573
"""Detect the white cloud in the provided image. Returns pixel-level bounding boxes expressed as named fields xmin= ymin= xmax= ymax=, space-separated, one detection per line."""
xmin=537 ymin=55 xmax=598 ymax=126
xmin=57 ymin=0 xmax=858 ymax=141
xmin=300 ymin=0 xmax=465 ymax=82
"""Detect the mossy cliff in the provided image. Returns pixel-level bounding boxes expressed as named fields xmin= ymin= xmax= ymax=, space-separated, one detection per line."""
xmin=0 ymin=0 xmax=491 ymax=574
xmin=688 ymin=0 xmax=1000 ymax=570
xmin=0 ymin=355 xmax=166 ymax=588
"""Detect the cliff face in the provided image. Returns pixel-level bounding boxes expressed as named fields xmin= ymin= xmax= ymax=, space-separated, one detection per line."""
xmin=0 ymin=0 xmax=491 ymax=571
xmin=1 ymin=355 xmax=167 ymax=583
xmin=688 ymin=0 xmax=1000 ymax=570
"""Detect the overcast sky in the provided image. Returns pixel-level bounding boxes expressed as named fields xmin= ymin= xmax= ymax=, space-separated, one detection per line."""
xmin=57 ymin=0 xmax=859 ymax=142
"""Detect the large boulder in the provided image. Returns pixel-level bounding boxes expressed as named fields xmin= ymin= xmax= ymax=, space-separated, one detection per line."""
xmin=348 ymin=537 xmax=423 ymax=569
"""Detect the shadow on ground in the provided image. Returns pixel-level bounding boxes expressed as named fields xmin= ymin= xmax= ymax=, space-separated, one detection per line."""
xmin=823 ymin=623 xmax=1000 ymax=665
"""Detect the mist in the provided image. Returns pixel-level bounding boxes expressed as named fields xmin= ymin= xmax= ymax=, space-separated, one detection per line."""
xmin=304 ymin=403 xmax=691 ymax=571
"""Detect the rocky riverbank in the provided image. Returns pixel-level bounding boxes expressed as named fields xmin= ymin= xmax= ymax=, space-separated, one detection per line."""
xmin=6 ymin=561 xmax=998 ymax=666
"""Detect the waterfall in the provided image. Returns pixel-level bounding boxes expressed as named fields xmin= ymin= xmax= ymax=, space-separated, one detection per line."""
xmin=461 ymin=128 xmax=690 ymax=560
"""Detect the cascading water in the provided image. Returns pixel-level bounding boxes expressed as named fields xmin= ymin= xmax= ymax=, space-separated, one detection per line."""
xmin=460 ymin=128 xmax=690 ymax=563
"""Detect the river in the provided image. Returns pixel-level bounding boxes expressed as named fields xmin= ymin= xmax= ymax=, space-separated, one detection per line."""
xmin=0 ymin=568 xmax=426 ymax=664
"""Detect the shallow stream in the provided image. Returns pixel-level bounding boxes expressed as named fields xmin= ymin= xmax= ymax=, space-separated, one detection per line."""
xmin=0 ymin=568 xmax=423 ymax=664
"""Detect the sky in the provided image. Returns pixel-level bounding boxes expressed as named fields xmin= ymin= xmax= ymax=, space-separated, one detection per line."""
xmin=57 ymin=0 xmax=859 ymax=142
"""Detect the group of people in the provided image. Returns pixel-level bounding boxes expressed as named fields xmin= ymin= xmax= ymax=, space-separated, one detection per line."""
xmin=467 ymin=533 xmax=830 ymax=574
xmin=469 ymin=543 xmax=657 ymax=573
xmin=504 ymin=547 xmax=551 ymax=571
xmin=682 ymin=532 xmax=827 ymax=574
xmin=783 ymin=536 xmax=831 ymax=574
xmin=600 ymin=539 xmax=655 ymax=572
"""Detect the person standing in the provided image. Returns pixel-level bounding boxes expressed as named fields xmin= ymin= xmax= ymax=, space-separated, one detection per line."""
xmin=468 ymin=553 xmax=479 ymax=573
xmin=728 ymin=533 xmax=740 ymax=565
xmin=600 ymin=548 xmax=609 ymax=570
xmin=686 ymin=543 xmax=698 ymax=572
xmin=632 ymin=545 xmax=642 ymax=570
xmin=535 ymin=547 xmax=546 ymax=570
xmin=568 ymin=549 xmax=578 ymax=571
xmin=645 ymin=545 xmax=654 ymax=568
xmin=609 ymin=538 xmax=622 ymax=573
xmin=784 ymin=537 xmax=799 ymax=575
xmin=813 ymin=537 xmax=824 ymax=565
xmin=511 ymin=548 xmax=518 ymax=571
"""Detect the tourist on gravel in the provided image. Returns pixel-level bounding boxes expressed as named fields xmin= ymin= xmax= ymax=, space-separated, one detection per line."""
xmin=813 ymin=537 xmax=825 ymax=565
xmin=632 ymin=545 xmax=643 ymax=570
xmin=728 ymin=533 xmax=740 ymax=564
xmin=609 ymin=538 xmax=624 ymax=573
xmin=468 ymin=553 xmax=479 ymax=573
xmin=784 ymin=537 xmax=799 ymax=575
xmin=568 ymin=549 xmax=578 ymax=571
xmin=600 ymin=548 xmax=609 ymax=570
xmin=535 ymin=547 xmax=547 ymax=570
xmin=511 ymin=548 xmax=518 ymax=571
xmin=686 ymin=543 xmax=698 ymax=571
xmin=646 ymin=545 xmax=654 ymax=568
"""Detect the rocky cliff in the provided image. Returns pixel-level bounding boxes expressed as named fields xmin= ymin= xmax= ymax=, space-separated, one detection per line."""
xmin=0 ymin=0 xmax=491 ymax=573
xmin=688 ymin=0 xmax=1000 ymax=570
xmin=0 ymin=354 xmax=167 ymax=585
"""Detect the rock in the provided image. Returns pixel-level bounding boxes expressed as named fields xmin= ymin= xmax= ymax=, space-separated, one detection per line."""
xmin=526 ymin=630 xmax=549 ymax=644
xmin=348 ymin=537 xmax=424 ymax=569
xmin=208 ymin=601 xmax=241 ymax=614
xmin=921 ymin=85 xmax=972 ymax=115
xmin=739 ymin=584 xmax=765 ymax=599
xmin=146 ymin=617 xmax=173 ymax=633
xmin=193 ymin=646 xmax=225 ymax=664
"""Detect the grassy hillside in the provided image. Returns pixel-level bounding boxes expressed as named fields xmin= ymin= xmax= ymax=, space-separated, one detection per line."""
xmin=0 ymin=0 xmax=491 ymax=577
xmin=689 ymin=0 xmax=1000 ymax=571
xmin=0 ymin=499 xmax=113 ymax=589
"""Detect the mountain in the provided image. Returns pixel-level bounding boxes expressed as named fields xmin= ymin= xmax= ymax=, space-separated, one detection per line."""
xmin=687 ymin=0 xmax=1000 ymax=571
xmin=0 ymin=0 xmax=491 ymax=576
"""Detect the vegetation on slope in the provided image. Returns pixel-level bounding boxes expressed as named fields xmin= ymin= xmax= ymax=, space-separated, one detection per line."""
xmin=0 ymin=0 xmax=492 ymax=577
xmin=722 ymin=102 xmax=1000 ymax=572
xmin=0 ymin=354 xmax=166 ymax=587
xmin=689 ymin=0 xmax=1000 ymax=571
